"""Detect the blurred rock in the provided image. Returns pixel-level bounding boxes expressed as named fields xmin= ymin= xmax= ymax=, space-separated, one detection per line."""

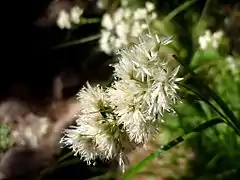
xmin=0 ymin=76 xmax=82 ymax=179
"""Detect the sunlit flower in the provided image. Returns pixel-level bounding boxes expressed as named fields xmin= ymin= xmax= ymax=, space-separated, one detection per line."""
xmin=57 ymin=10 xmax=71 ymax=29
xmin=113 ymin=33 xmax=172 ymax=81
xmin=70 ymin=6 xmax=83 ymax=24
xmin=56 ymin=6 xmax=84 ymax=29
xmin=147 ymin=66 xmax=183 ymax=116
xmin=198 ymin=30 xmax=224 ymax=50
xmin=226 ymin=55 xmax=239 ymax=75
xmin=114 ymin=33 xmax=181 ymax=116
xmin=108 ymin=33 xmax=182 ymax=143
xmin=76 ymin=82 xmax=109 ymax=114
xmin=61 ymin=82 xmax=136 ymax=171
xmin=61 ymin=31 xmax=183 ymax=171
xmin=107 ymin=80 xmax=160 ymax=143
xmin=99 ymin=1 xmax=157 ymax=54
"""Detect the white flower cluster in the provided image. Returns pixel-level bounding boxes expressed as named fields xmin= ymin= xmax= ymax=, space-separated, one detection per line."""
xmin=100 ymin=1 xmax=157 ymax=55
xmin=198 ymin=30 xmax=224 ymax=50
xmin=61 ymin=33 xmax=182 ymax=171
xmin=226 ymin=56 xmax=239 ymax=75
xmin=60 ymin=83 xmax=137 ymax=170
xmin=108 ymin=34 xmax=183 ymax=143
xmin=57 ymin=6 xmax=84 ymax=29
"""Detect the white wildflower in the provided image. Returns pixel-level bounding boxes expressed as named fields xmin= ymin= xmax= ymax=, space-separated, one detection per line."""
xmin=70 ymin=6 xmax=84 ymax=24
xmin=107 ymin=80 xmax=146 ymax=125
xmin=107 ymin=80 xmax=159 ymax=143
xmin=115 ymin=33 xmax=181 ymax=116
xmin=99 ymin=30 xmax=112 ymax=55
xmin=147 ymin=66 xmax=183 ymax=116
xmin=57 ymin=6 xmax=84 ymax=29
xmin=61 ymin=82 xmax=136 ymax=171
xmin=76 ymin=82 xmax=108 ymax=113
xmin=101 ymin=13 xmax=114 ymax=30
xmin=116 ymin=21 xmax=129 ymax=39
xmin=198 ymin=30 xmax=224 ymax=50
xmin=146 ymin=1 xmax=155 ymax=12
xmin=114 ymin=33 xmax=172 ymax=82
xmin=212 ymin=30 xmax=224 ymax=40
xmin=99 ymin=1 xmax=157 ymax=54
xmin=133 ymin=8 xmax=148 ymax=20
xmin=131 ymin=21 xmax=144 ymax=37
xmin=108 ymin=33 xmax=182 ymax=143
xmin=57 ymin=10 xmax=71 ymax=29
xmin=60 ymin=125 xmax=99 ymax=165
xmin=226 ymin=55 xmax=239 ymax=75
xmin=75 ymin=113 xmax=118 ymax=161
xmin=113 ymin=8 xmax=124 ymax=23
xmin=61 ymin=31 xmax=183 ymax=171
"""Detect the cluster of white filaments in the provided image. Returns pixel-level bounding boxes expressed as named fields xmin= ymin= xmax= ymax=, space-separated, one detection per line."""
xmin=108 ymin=34 xmax=183 ymax=144
xmin=61 ymin=32 xmax=183 ymax=171
xmin=100 ymin=1 xmax=157 ymax=54
xmin=60 ymin=83 xmax=137 ymax=170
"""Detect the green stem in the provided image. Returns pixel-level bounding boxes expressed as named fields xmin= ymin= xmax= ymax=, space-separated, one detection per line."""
xmin=122 ymin=118 xmax=223 ymax=180
xmin=57 ymin=151 xmax=74 ymax=162
xmin=163 ymin=0 xmax=197 ymax=22
xmin=52 ymin=34 xmax=101 ymax=49
xmin=80 ymin=18 xmax=100 ymax=24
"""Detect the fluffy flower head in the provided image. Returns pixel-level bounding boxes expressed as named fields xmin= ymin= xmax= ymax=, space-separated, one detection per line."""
xmin=61 ymin=82 xmax=136 ymax=170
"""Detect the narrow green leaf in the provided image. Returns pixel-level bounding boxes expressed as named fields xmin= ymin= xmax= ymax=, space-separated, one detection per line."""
xmin=163 ymin=0 xmax=197 ymax=22
xmin=122 ymin=118 xmax=223 ymax=180
xmin=176 ymin=58 xmax=240 ymax=135
xmin=196 ymin=0 xmax=211 ymax=29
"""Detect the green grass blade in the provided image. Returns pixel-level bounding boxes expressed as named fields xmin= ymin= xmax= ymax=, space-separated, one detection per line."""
xmin=196 ymin=0 xmax=211 ymax=29
xmin=122 ymin=118 xmax=223 ymax=180
xmin=174 ymin=55 xmax=240 ymax=135
xmin=178 ymin=82 xmax=240 ymax=135
xmin=202 ymin=85 xmax=240 ymax=132
xmin=163 ymin=0 xmax=197 ymax=22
